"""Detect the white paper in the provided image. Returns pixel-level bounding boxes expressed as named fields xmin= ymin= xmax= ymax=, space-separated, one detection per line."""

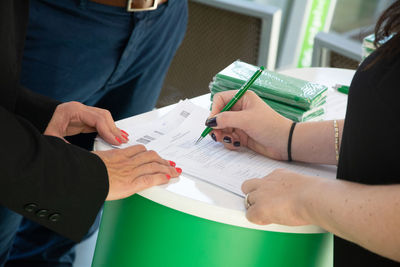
xmin=99 ymin=100 xmax=337 ymax=197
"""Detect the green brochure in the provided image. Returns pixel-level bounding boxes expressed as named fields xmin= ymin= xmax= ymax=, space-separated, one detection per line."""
xmin=213 ymin=60 xmax=327 ymax=110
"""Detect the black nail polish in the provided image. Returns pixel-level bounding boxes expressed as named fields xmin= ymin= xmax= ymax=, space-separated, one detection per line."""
xmin=205 ymin=117 xmax=217 ymax=127
xmin=223 ymin=136 xmax=231 ymax=143
xmin=233 ymin=141 xmax=241 ymax=147
xmin=211 ymin=133 xmax=217 ymax=141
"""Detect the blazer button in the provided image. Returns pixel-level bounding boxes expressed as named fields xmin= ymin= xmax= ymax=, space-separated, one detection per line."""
xmin=36 ymin=209 xmax=49 ymax=218
xmin=48 ymin=213 xmax=61 ymax=222
xmin=24 ymin=203 xmax=38 ymax=213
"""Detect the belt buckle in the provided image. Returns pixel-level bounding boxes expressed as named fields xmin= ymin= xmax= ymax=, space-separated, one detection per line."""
xmin=127 ymin=0 xmax=158 ymax=12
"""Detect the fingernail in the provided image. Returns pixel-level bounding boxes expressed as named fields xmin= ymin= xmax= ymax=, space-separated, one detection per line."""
xmin=121 ymin=130 xmax=129 ymax=136
xmin=175 ymin=167 xmax=182 ymax=174
xmin=223 ymin=136 xmax=231 ymax=143
xmin=115 ymin=137 xmax=122 ymax=144
xmin=205 ymin=117 xmax=217 ymax=127
xmin=234 ymin=141 xmax=241 ymax=147
xmin=166 ymin=174 xmax=171 ymax=180
xmin=169 ymin=160 xmax=176 ymax=167
xmin=122 ymin=135 xmax=129 ymax=141
xmin=211 ymin=133 xmax=217 ymax=141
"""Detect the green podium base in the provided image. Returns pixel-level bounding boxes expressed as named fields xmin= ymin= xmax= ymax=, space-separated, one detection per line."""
xmin=92 ymin=194 xmax=332 ymax=267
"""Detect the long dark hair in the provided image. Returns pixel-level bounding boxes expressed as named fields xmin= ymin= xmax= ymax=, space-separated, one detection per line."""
xmin=373 ymin=1 xmax=400 ymax=59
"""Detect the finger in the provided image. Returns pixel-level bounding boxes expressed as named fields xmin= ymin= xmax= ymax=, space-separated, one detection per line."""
xmin=131 ymin=162 xmax=179 ymax=178
xmin=130 ymin=149 xmax=172 ymax=168
xmin=234 ymin=129 xmax=249 ymax=147
xmin=89 ymin=109 xmax=128 ymax=145
xmin=129 ymin=161 xmax=181 ymax=191
xmin=212 ymin=127 xmax=232 ymax=142
xmin=76 ymin=105 xmax=126 ymax=145
xmin=74 ymin=108 xmax=118 ymax=144
xmin=97 ymin=108 xmax=129 ymax=143
xmin=231 ymin=130 xmax=241 ymax=148
xmin=242 ymin=178 xmax=262 ymax=194
xmin=210 ymin=91 xmax=239 ymax=116
xmin=245 ymin=192 xmax=255 ymax=207
xmin=129 ymin=173 xmax=172 ymax=193
xmin=120 ymin=144 xmax=147 ymax=158
xmin=206 ymin=110 xmax=249 ymax=131
xmin=246 ymin=205 xmax=270 ymax=225
xmin=119 ymin=129 xmax=130 ymax=142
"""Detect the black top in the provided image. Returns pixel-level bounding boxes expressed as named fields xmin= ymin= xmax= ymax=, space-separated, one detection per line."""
xmin=0 ymin=0 xmax=109 ymax=242
xmin=336 ymin=37 xmax=400 ymax=265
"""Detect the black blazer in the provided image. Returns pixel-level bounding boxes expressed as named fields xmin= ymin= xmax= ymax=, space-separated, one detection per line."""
xmin=0 ymin=0 xmax=109 ymax=242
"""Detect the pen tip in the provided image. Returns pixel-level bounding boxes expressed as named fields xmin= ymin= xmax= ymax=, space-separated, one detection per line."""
xmin=195 ymin=137 xmax=203 ymax=145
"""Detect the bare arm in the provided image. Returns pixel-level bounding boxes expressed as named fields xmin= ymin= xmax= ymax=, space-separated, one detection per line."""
xmin=243 ymin=170 xmax=400 ymax=262
xmin=291 ymin=120 xmax=344 ymax=165
xmin=301 ymin=177 xmax=400 ymax=262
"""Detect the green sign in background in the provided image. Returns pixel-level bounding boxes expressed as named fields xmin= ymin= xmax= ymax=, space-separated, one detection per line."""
xmin=92 ymin=194 xmax=333 ymax=267
xmin=298 ymin=0 xmax=332 ymax=68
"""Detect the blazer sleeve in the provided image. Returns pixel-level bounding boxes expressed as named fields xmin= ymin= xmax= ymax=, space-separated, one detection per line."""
xmin=0 ymin=103 xmax=109 ymax=242
xmin=14 ymin=85 xmax=61 ymax=133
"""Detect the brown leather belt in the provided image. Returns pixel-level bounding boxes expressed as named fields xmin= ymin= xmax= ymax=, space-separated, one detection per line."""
xmin=90 ymin=0 xmax=168 ymax=12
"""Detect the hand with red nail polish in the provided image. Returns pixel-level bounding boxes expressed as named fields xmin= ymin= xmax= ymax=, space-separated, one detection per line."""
xmin=121 ymin=130 xmax=129 ymax=136
xmin=44 ymin=101 xmax=129 ymax=146
xmin=169 ymin=160 xmax=176 ymax=167
xmin=93 ymin=145 xmax=182 ymax=200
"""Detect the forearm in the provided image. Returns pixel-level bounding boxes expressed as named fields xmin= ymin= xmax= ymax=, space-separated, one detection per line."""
xmin=300 ymin=178 xmax=400 ymax=262
xmin=291 ymin=119 xmax=344 ymax=165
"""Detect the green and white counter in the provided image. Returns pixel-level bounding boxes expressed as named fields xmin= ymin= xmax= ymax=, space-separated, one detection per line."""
xmin=92 ymin=68 xmax=355 ymax=267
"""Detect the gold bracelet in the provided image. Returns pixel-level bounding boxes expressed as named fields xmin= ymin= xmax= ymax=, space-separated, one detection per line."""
xmin=333 ymin=120 xmax=339 ymax=162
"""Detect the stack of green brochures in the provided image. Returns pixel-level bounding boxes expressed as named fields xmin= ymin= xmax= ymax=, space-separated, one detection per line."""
xmin=209 ymin=60 xmax=328 ymax=122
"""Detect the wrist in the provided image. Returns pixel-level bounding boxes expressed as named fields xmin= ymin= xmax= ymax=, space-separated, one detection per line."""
xmin=286 ymin=121 xmax=297 ymax=161
xmin=294 ymin=175 xmax=325 ymax=225
xmin=276 ymin=119 xmax=295 ymax=161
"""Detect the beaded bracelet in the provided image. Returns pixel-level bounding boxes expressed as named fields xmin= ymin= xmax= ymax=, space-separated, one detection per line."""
xmin=333 ymin=120 xmax=339 ymax=162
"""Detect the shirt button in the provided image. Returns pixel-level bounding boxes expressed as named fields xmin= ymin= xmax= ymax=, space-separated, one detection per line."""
xmin=48 ymin=213 xmax=61 ymax=222
xmin=24 ymin=203 xmax=38 ymax=213
xmin=36 ymin=209 xmax=49 ymax=218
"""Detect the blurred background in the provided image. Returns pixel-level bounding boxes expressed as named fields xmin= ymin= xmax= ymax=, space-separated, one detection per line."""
xmin=156 ymin=0 xmax=394 ymax=108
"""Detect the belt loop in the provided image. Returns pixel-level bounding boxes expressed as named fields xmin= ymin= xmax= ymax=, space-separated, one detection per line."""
xmin=78 ymin=0 xmax=87 ymax=9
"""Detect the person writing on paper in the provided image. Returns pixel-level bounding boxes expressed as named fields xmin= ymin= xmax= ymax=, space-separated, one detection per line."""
xmin=0 ymin=1 xmax=181 ymax=265
xmin=206 ymin=2 xmax=400 ymax=266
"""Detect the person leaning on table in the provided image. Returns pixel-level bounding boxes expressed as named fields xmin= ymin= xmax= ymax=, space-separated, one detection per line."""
xmin=0 ymin=1 xmax=181 ymax=265
xmin=9 ymin=0 xmax=187 ymax=265
xmin=206 ymin=2 xmax=400 ymax=266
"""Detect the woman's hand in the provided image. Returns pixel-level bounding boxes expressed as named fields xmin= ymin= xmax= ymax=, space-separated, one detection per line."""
xmin=93 ymin=145 xmax=182 ymax=201
xmin=44 ymin=101 xmax=128 ymax=146
xmin=242 ymin=169 xmax=317 ymax=226
xmin=207 ymin=91 xmax=292 ymax=160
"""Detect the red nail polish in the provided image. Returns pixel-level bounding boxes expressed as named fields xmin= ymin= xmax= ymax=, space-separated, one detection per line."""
xmin=169 ymin=160 xmax=176 ymax=167
xmin=115 ymin=137 xmax=122 ymax=144
xmin=121 ymin=130 xmax=129 ymax=136
xmin=122 ymin=135 xmax=129 ymax=141
xmin=166 ymin=174 xmax=171 ymax=180
xmin=175 ymin=167 xmax=182 ymax=174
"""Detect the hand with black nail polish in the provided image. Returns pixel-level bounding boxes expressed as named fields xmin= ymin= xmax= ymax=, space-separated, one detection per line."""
xmin=207 ymin=90 xmax=293 ymax=161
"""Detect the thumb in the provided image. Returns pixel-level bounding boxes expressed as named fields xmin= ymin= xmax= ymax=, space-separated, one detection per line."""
xmin=210 ymin=111 xmax=248 ymax=130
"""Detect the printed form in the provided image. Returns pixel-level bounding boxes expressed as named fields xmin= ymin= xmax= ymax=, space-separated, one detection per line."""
xmin=105 ymin=100 xmax=337 ymax=197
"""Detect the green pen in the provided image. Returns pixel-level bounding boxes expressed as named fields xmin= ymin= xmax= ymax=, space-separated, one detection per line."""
xmin=195 ymin=66 xmax=265 ymax=144
xmin=333 ymin=84 xmax=350 ymax=94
